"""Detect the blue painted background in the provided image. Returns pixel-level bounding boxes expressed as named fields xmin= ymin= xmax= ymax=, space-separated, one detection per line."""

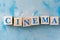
xmin=0 ymin=0 xmax=60 ymax=40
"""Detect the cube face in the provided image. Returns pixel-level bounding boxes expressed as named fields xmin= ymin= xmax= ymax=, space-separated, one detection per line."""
xmin=4 ymin=16 xmax=12 ymax=25
xmin=23 ymin=17 xmax=31 ymax=27
xmin=41 ymin=16 xmax=49 ymax=24
xmin=31 ymin=16 xmax=39 ymax=25
xmin=14 ymin=18 xmax=22 ymax=26
xmin=50 ymin=16 xmax=59 ymax=25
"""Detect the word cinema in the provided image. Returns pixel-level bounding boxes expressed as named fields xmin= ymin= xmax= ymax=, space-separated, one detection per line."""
xmin=4 ymin=16 xmax=59 ymax=27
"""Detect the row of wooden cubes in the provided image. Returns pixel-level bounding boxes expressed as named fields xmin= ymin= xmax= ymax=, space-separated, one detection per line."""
xmin=4 ymin=16 xmax=59 ymax=27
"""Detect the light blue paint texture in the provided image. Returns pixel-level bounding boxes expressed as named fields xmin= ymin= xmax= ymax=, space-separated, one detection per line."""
xmin=0 ymin=0 xmax=60 ymax=40
xmin=57 ymin=6 xmax=60 ymax=17
xmin=34 ymin=10 xmax=38 ymax=16
xmin=0 ymin=0 xmax=5 ymax=13
xmin=9 ymin=0 xmax=17 ymax=16
xmin=54 ymin=0 xmax=60 ymax=3
xmin=42 ymin=1 xmax=50 ymax=9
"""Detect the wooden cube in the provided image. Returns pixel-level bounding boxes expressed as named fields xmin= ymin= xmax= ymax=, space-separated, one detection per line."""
xmin=23 ymin=17 xmax=31 ymax=27
xmin=50 ymin=16 xmax=59 ymax=25
xmin=14 ymin=18 xmax=22 ymax=26
xmin=40 ymin=16 xmax=49 ymax=24
xmin=4 ymin=16 xmax=12 ymax=25
xmin=31 ymin=16 xmax=39 ymax=25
